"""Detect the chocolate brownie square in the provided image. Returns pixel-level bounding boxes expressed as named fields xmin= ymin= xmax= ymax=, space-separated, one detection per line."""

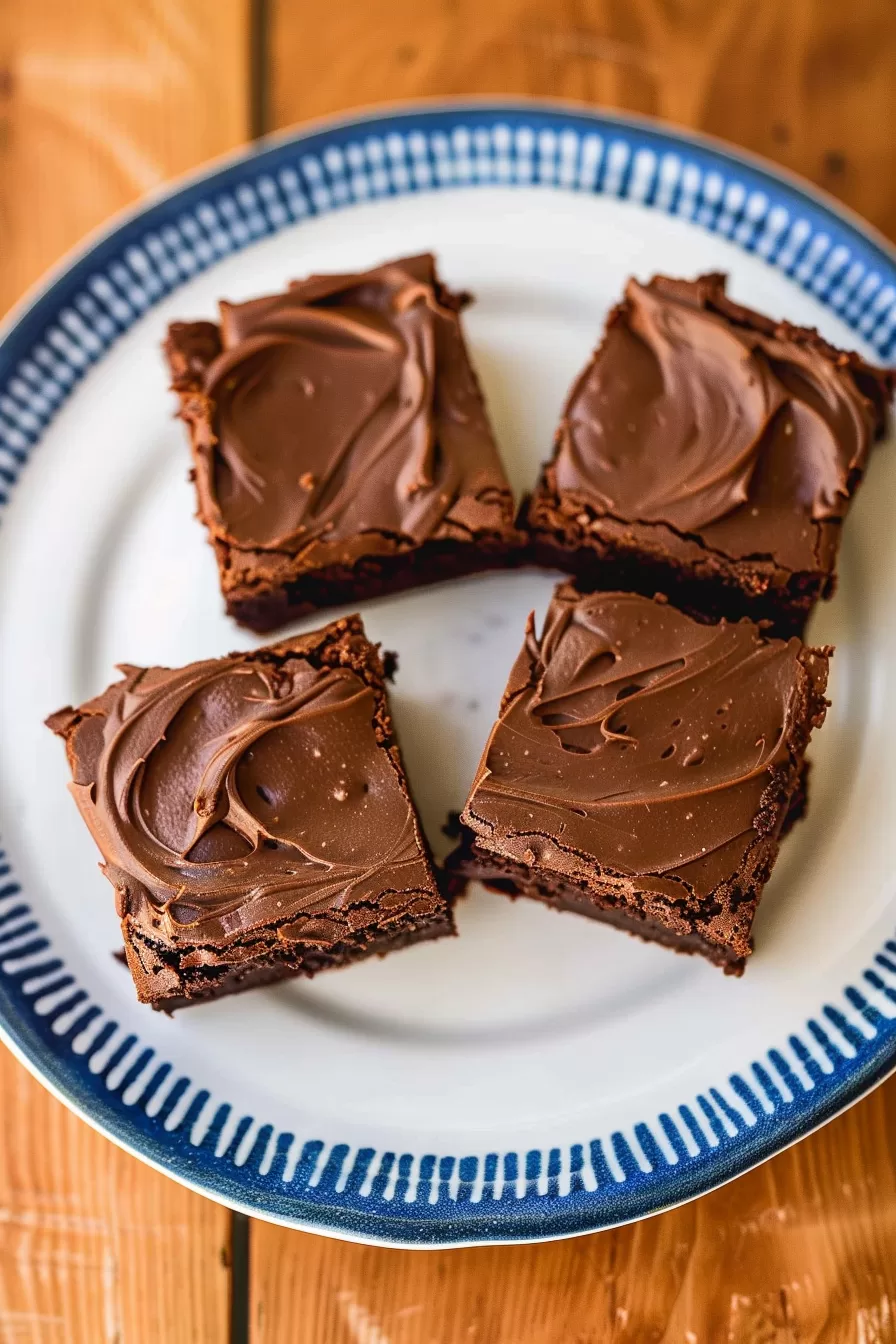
xmin=447 ymin=584 xmax=830 ymax=974
xmin=165 ymin=253 xmax=523 ymax=632
xmin=47 ymin=616 xmax=453 ymax=1009
xmin=523 ymin=274 xmax=894 ymax=634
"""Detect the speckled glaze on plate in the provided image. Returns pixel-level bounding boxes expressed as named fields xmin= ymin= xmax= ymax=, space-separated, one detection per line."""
xmin=1 ymin=101 xmax=895 ymax=1246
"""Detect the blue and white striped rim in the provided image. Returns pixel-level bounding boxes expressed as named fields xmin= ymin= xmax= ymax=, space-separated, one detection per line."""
xmin=1 ymin=101 xmax=895 ymax=1245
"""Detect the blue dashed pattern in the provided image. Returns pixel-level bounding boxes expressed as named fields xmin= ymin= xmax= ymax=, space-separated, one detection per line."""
xmin=1 ymin=105 xmax=895 ymax=1243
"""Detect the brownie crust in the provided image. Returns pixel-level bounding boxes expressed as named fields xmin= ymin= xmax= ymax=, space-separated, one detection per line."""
xmin=216 ymin=535 xmax=522 ymax=634
xmin=526 ymin=529 xmax=826 ymax=637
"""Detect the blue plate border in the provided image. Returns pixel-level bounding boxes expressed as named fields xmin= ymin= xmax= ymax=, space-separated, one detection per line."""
xmin=1 ymin=101 xmax=895 ymax=1245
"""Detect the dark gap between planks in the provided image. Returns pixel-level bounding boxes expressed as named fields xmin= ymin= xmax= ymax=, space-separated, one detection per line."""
xmin=230 ymin=1211 xmax=251 ymax=1344
xmin=250 ymin=0 xmax=271 ymax=140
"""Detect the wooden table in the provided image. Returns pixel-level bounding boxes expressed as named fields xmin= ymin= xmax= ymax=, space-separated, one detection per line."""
xmin=2 ymin=2 xmax=896 ymax=1339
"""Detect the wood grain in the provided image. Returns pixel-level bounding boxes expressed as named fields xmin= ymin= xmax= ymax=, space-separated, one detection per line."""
xmin=0 ymin=2 xmax=250 ymax=1341
xmin=0 ymin=1051 xmax=231 ymax=1343
xmin=270 ymin=0 xmax=896 ymax=242
xmin=0 ymin=0 xmax=251 ymax=313
xmin=251 ymin=1074 xmax=896 ymax=1343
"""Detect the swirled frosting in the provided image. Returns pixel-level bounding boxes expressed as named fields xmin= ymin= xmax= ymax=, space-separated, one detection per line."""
xmin=461 ymin=586 xmax=829 ymax=902
xmin=186 ymin=253 xmax=515 ymax=555
xmin=553 ymin=273 xmax=890 ymax=572
xmin=47 ymin=624 xmax=441 ymax=950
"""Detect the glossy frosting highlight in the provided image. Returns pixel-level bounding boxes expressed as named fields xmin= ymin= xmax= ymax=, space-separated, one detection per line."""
xmin=461 ymin=587 xmax=828 ymax=902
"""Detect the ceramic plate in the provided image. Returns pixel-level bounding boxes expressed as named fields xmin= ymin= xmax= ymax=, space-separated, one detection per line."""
xmin=1 ymin=101 xmax=896 ymax=1247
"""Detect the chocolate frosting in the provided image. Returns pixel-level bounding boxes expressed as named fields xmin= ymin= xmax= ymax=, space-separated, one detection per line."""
xmin=48 ymin=630 xmax=438 ymax=949
xmin=461 ymin=587 xmax=829 ymax=902
xmin=554 ymin=274 xmax=891 ymax=572
xmin=188 ymin=253 xmax=514 ymax=557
